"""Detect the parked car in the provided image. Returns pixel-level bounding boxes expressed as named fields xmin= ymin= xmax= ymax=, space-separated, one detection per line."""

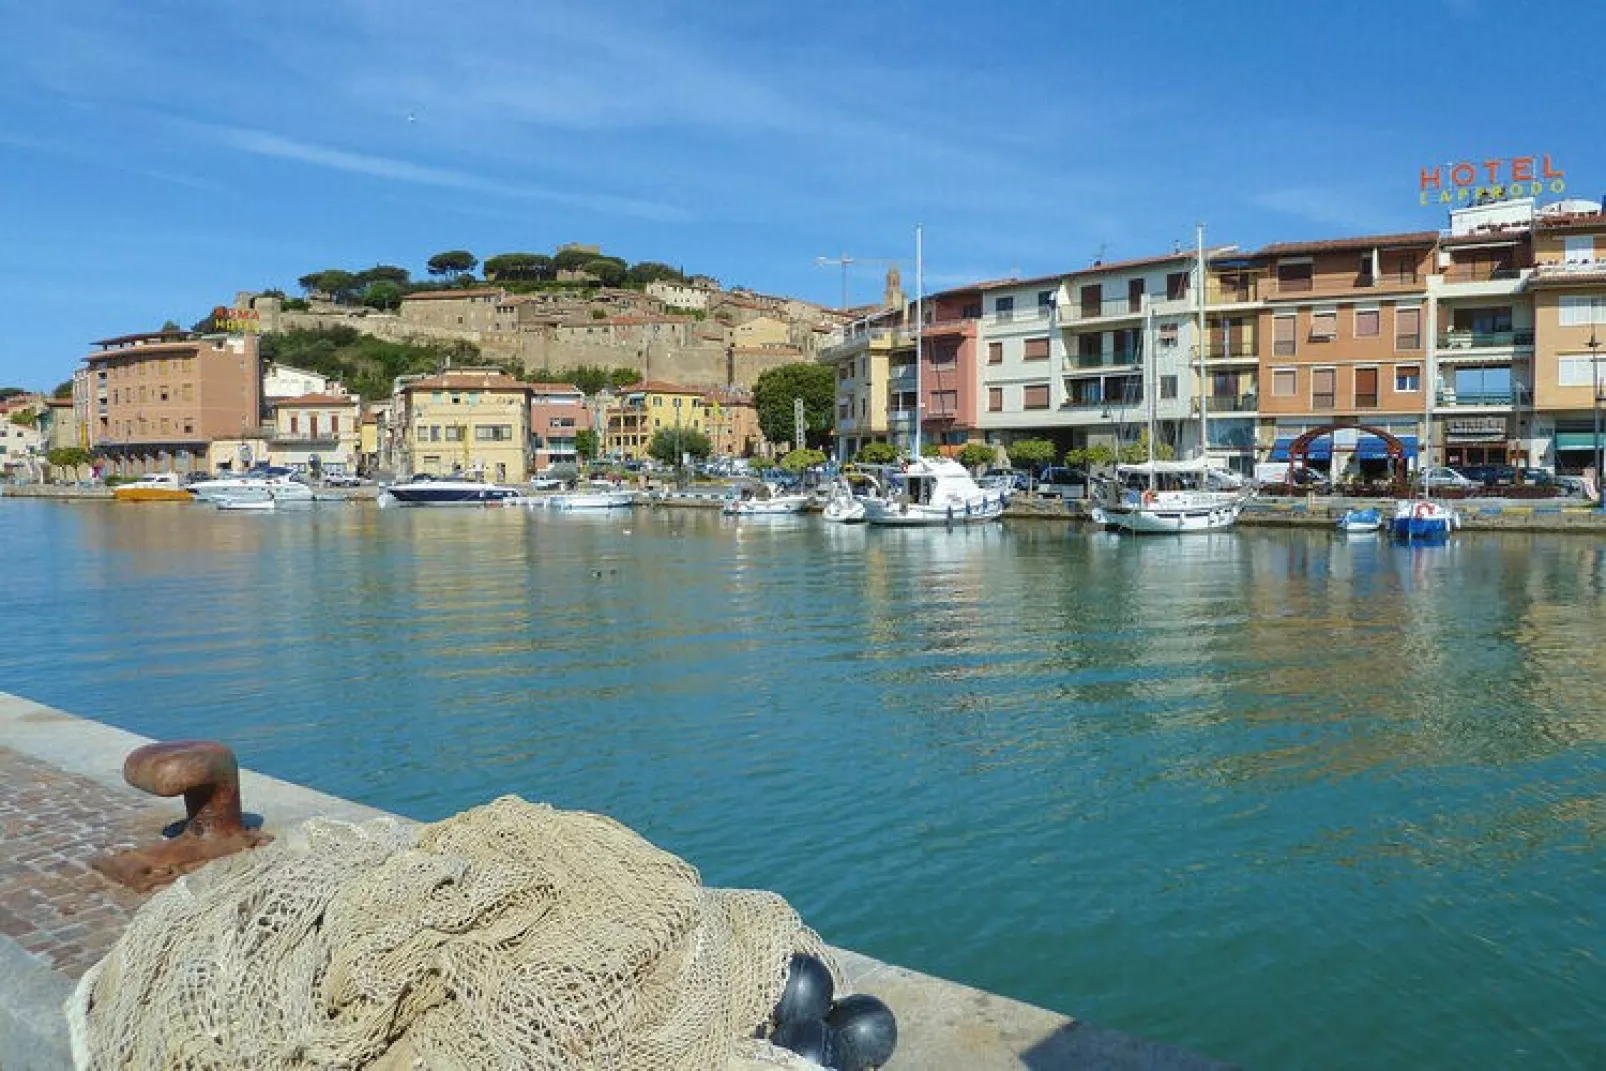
xmin=1458 ymin=464 xmax=1517 ymax=487
xmin=981 ymin=468 xmax=1030 ymax=492
xmin=1414 ymin=466 xmax=1478 ymax=490
xmin=1034 ymin=466 xmax=1088 ymax=499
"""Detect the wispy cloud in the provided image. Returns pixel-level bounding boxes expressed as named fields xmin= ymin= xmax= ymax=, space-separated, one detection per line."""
xmin=0 ymin=128 xmax=229 ymax=196
xmin=178 ymin=120 xmax=690 ymax=222
xmin=1248 ymin=186 xmax=1416 ymax=237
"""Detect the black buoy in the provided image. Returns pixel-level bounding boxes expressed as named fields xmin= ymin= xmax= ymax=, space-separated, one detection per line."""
xmin=827 ymin=994 xmax=898 ymax=1070
xmin=771 ymin=1017 xmax=839 ymax=1066
xmin=773 ymin=953 xmax=834 ymax=1027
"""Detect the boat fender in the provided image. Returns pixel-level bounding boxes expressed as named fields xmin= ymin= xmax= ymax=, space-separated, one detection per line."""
xmin=1414 ymin=501 xmax=1432 ymax=520
xmin=1141 ymin=490 xmax=1156 ymax=506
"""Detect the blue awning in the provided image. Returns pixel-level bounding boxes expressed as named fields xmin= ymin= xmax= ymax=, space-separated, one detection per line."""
xmin=1269 ymin=435 xmax=1417 ymax=462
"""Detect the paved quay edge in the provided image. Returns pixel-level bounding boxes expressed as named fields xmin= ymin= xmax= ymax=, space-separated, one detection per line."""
xmin=0 ymin=693 xmax=1230 ymax=1071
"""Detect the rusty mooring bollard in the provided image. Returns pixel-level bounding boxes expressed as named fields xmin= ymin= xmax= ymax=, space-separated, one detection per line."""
xmin=92 ymin=740 xmax=272 ymax=892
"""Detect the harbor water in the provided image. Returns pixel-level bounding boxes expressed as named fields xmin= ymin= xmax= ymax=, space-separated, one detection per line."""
xmin=2 ymin=499 xmax=1603 ymax=1068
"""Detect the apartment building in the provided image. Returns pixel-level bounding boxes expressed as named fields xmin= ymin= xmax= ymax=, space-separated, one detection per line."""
xmin=917 ymin=286 xmax=983 ymax=455
xmin=78 ymin=330 xmax=262 ymax=475
xmin=1256 ymin=232 xmax=1436 ymax=476
xmin=604 ymin=381 xmax=708 ymax=460
xmin=975 ymin=277 xmax=1060 ymax=444
xmin=399 ymin=370 xmax=532 ymax=482
xmin=529 ymin=382 xmax=591 ymax=470
xmin=821 ymin=308 xmax=902 ymax=459
xmin=1200 ymin=254 xmax=1266 ymax=472
xmin=702 ymin=388 xmax=764 ymax=458
xmin=1529 ymin=206 xmax=1606 ymax=473
xmin=267 ymin=393 xmax=363 ymax=475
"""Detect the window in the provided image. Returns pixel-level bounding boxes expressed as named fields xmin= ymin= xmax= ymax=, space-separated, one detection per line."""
xmin=1079 ymin=284 xmax=1101 ymax=317
xmin=1127 ymin=278 xmax=1145 ymax=313
xmin=330 ymin=416 xmax=340 ymax=435
xmin=450 ymin=394 xmax=461 ymax=405
xmin=1160 ymin=375 xmax=1178 ymax=399
xmin=1078 ymin=333 xmax=1102 ymax=360
xmin=987 ymin=341 xmax=1003 ymax=364
xmin=1559 ymin=296 xmax=1606 ymax=326
xmin=1277 ymin=261 xmax=1313 ymax=292
xmin=1023 ymin=384 xmax=1050 ymax=410
xmin=475 ymin=424 xmax=513 ymax=441
xmin=1158 ymin=323 xmax=1179 ymax=347
xmin=1355 ymin=367 xmax=1379 ymax=408
xmin=994 ymin=296 xmax=1015 ymax=322
xmin=1557 ymin=357 xmax=1606 ymax=388
xmin=1037 ymin=290 xmax=1054 ymax=314
xmin=1564 ymin=235 xmax=1594 ymax=263
xmin=445 ymin=425 xmax=464 ymax=442
xmin=290 ymin=415 xmax=299 ymax=433
xmin=1274 ymin=315 xmax=1297 ymax=356
xmin=1396 ymin=307 xmax=1422 ymax=349
xmin=930 ymin=341 xmax=959 ymax=369
xmin=1166 ymin=272 xmax=1189 ymax=301
xmin=1023 ymin=337 xmax=1050 ymax=361
xmin=1395 ymin=365 xmax=1421 ymax=392
xmin=1355 ymin=309 xmax=1380 ymax=337
xmin=429 ymin=425 xmax=442 ymax=442
xmin=962 ymin=302 xmax=982 ymax=319
xmin=988 ymin=387 xmax=1003 ymax=411
xmin=1272 ymin=368 xmax=1297 ymax=397
xmin=930 ymin=390 xmax=958 ymax=417
xmin=1311 ymin=310 xmax=1337 ymax=340
xmin=1312 ymin=368 xmax=1336 ymax=409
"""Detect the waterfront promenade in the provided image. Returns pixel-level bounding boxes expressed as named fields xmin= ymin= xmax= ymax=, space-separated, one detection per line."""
xmin=0 ymin=693 xmax=1229 ymax=1070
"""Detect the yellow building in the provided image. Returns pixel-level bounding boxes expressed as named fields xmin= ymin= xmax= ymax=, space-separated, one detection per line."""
xmin=703 ymin=389 xmax=766 ymax=457
xmin=604 ymin=381 xmax=708 ymax=460
xmin=1529 ymin=209 xmax=1606 ymax=472
xmin=400 ymin=370 xmax=532 ymax=482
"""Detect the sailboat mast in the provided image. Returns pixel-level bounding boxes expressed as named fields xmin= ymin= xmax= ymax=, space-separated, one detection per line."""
xmin=913 ymin=223 xmax=923 ymax=460
xmin=1196 ymin=222 xmax=1208 ymax=461
xmin=1146 ymin=296 xmax=1157 ymax=493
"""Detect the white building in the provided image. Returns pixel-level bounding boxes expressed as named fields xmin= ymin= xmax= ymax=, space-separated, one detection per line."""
xmin=975 ymin=276 xmax=1064 ymax=441
xmin=645 ymin=279 xmax=717 ymax=311
xmin=263 ymin=362 xmax=343 ymax=400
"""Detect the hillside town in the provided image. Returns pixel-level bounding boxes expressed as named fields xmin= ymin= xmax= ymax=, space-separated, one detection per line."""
xmin=4 ymin=192 xmax=1605 ymax=489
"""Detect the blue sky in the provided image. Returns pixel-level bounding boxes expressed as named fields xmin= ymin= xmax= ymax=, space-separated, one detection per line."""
xmin=2 ymin=0 xmax=1602 ymax=390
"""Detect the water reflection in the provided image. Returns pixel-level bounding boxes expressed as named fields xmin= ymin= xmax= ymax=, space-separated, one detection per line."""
xmin=1 ymin=501 xmax=1604 ymax=1069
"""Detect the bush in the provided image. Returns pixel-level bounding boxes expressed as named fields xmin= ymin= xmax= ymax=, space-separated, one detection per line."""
xmin=855 ymin=441 xmax=898 ymax=465
xmin=957 ymin=442 xmax=996 ymax=470
xmin=779 ymin=448 xmax=826 ymax=472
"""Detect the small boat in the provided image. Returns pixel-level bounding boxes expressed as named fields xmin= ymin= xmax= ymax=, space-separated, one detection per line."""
xmin=112 ymin=473 xmax=193 ymax=503
xmin=546 ymin=489 xmax=637 ymax=510
xmin=216 ymin=497 xmax=278 ymax=512
xmin=821 ymin=478 xmax=867 ymax=524
xmin=1391 ymin=499 xmax=1459 ymax=542
xmin=382 ymin=475 xmax=523 ymax=506
xmin=861 ymin=458 xmax=1005 ymax=527
xmin=188 ymin=467 xmax=302 ymax=505
xmin=723 ymin=481 xmax=811 ymax=516
xmin=1336 ymin=507 xmax=1382 ymax=534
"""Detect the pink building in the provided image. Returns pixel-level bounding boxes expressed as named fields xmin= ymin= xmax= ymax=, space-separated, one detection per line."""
xmin=920 ymin=286 xmax=983 ymax=454
xmin=528 ymin=383 xmax=592 ymax=470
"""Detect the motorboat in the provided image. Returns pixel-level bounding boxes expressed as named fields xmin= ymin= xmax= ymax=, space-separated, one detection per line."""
xmin=381 ymin=474 xmax=523 ymax=506
xmin=861 ymin=457 xmax=1005 ymax=527
xmin=1336 ymin=507 xmax=1383 ymax=534
xmin=1391 ymin=499 xmax=1459 ymax=542
xmin=722 ymin=480 xmax=811 ymax=516
xmin=210 ymin=481 xmax=317 ymax=510
xmin=821 ymin=479 xmax=867 ymax=524
xmin=112 ymin=473 xmax=193 ymax=503
xmin=188 ymin=467 xmax=302 ymax=505
xmin=546 ymin=484 xmax=637 ymax=510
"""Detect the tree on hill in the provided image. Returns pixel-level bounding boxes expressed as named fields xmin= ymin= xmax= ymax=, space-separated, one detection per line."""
xmin=356 ymin=265 xmax=411 ymax=287
xmin=552 ymin=247 xmax=597 ymax=273
xmin=583 ymin=257 xmax=628 ymax=288
xmin=298 ymin=269 xmax=360 ymax=303
xmin=361 ymin=281 xmax=404 ymax=311
xmin=427 ymin=250 xmax=478 ymax=279
xmin=259 ymin=327 xmax=483 ymax=401
xmin=625 ymin=261 xmax=684 ymax=287
xmin=648 ymin=425 xmax=711 ymax=466
xmin=52 ymin=380 xmax=74 ymax=399
xmin=752 ymin=363 xmax=835 ymax=449
xmin=484 ymin=253 xmax=553 ymax=282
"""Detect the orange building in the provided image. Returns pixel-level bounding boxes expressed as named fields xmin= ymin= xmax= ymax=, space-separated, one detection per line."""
xmin=1529 ymin=209 xmax=1606 ymax=473
xmin=1256 ymin=232 xmax=1437 ymax=471
xmin=79 ymin=330 xmax=262 ymax=475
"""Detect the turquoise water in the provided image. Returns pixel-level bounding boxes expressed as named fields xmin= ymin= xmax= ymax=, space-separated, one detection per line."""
xmin=2 ymin=499 xmax=1604 ymax=1067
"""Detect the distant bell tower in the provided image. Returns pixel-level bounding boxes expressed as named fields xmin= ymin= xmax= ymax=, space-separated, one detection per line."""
xmin=883 ymin=264 xmax=904 ymax=310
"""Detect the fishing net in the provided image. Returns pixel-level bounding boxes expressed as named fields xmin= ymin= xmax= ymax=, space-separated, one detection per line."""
xmin=68 ymin=796 xmax=838 ymax=1070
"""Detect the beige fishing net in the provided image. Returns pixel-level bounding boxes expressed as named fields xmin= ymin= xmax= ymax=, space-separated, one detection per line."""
xmin=68 ymin=796 xmax=839 ymax=1070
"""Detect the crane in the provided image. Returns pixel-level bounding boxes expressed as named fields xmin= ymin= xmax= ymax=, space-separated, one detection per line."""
xmin=814 ymin=252 xmax=901 ymax=311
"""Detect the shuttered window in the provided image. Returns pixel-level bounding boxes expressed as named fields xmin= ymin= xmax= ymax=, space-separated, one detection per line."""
xmin=1355 ymin=309 xmax=1380 ymax=337
xmin=1355 ymin=367 xmax=1378 ymax=408
xmin=1022 ymin=384 xmax=1050 ymax=410
xmin=1023 ymin=337 xmax=1050 ymax=360
xmin=1396 ymin=307 xmax=1422 ymax=349
xmin=988 ymin=342 xmax=1004 ymax=363
xmin=1311 ymin=310 xmax=1337 ymax=340
xmin=1274 ymin=315 xmax=1297 ymax=356
xmin=1312 ymin=368 xmax=1336 ymax=409
xmin=1273 ymin=368 xmax=1297 ymax=396
xmin=988 ymin=387 xmax=1002 ymax=411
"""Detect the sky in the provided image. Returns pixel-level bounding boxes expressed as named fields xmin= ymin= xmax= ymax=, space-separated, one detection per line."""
xmin=2 ymin=0 xmax=1603 ymax=390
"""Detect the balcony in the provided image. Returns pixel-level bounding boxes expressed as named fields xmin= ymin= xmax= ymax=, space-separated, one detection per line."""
xmin=1436 ymin=388 xmax=1516 ymax=407
xmin=1271 ymin=273 xmax=1420 ymax=298
xmin=270 ymin=431 xmax=340 ymax=444
xmin=888 ymin=365 xmax=917 ymax=386
xmin=1437 ymin=329 xmax=1533 ymax=351
xmin=1062 ymin=397 xmax=1109 ymax=410
xmin=1206 ymin=339 xmax=1258 ymax=360
xmin=1205 ymin=394 xmax=1259 ymax=413
xmin=888 ymin=409 xmax=917 ymax=426
xmin=1206 ymin=280 xmax=1260 ymax=305
xmin=1441 ymin=264 xmax=1526 ymax=283
xmin=1533 ymin=258 xmax=1606 ymax=279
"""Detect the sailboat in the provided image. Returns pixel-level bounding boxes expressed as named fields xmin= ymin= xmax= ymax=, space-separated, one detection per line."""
xmin=1094 ymin=227 xmax=1250 ymax=534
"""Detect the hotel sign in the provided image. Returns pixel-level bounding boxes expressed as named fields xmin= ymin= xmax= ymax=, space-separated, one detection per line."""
xmin=1419 ymin=155 xmax=1565 ymax=206
xmin=1447 ymin=416 xmax=1505 ymax=438
xmin=212 ymin=306 xmax=262 ymax=334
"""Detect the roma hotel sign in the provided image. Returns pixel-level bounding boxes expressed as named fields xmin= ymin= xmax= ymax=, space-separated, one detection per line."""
xmin=1419 ymin=155 xmax=1565 ymax=206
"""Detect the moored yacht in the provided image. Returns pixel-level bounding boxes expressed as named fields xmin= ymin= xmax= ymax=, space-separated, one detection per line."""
xmin=189 ymin=467 xmax=304 ymax=505
xmin=861 ymin=457 xmax=1005 ymax=527
xmin=111 ymin=472 xmax=193 ymax=503
xmin=381 ymin=474 xmax=523 ymax=506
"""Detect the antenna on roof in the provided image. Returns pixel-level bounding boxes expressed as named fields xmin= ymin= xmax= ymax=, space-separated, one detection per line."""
xmin=1092 ymin=243 xmax=1107 ymax=267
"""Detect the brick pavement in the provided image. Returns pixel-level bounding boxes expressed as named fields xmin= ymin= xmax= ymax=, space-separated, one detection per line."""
xmin=0 ymin=746 xmax=170 ymax=979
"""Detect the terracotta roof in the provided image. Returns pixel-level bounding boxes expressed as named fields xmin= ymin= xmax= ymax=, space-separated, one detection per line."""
xmin=1256 ymin=231 xmax=1439 ymax=256
xmin=271 ymin=392 xmax=358 ymax=407
xmin=625 ymin=380 xmax=705 ymax=395
xmin=527 ymin=382 xmax=583 ymax=394
xmin=400 ymin=288 xmax=504 ymax=302
xmin=402 ymin=371 xmax=530 ymax=393
xmin=1535 ymin=211 xmax=1606 ymax=231
xmin=1440 ymin=229 xmax=1530 ymax=247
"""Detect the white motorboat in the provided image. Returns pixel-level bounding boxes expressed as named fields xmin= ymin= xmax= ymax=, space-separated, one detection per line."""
xmin=209 ymin=479 xmax=316 ymax=510
xmin=722 ymin=481 xmax=811 ymax=516
xmin=1094 ymin=459 xmax=1249 ymax=534
xmin=189 ymin=467 xmax=303 ymax=505
xmin=861 ymin=458 xmax=1005 ymax=527
xmin=547 ymin=488 xmax=637 ymax=510
xmin=820 ymin=476 xmax=870 ymax=524
xmin=1391 ymin=499 xmax=1459 ymax=542
xmin=381 ymin=475 xmax=523 ymax=506
xmin=1336 ymin=507 xmax=1383 ymax=534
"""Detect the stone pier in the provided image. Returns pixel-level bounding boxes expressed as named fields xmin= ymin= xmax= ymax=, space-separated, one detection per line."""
xmin=0 ymin=694 xmax=1231 ymax=1070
